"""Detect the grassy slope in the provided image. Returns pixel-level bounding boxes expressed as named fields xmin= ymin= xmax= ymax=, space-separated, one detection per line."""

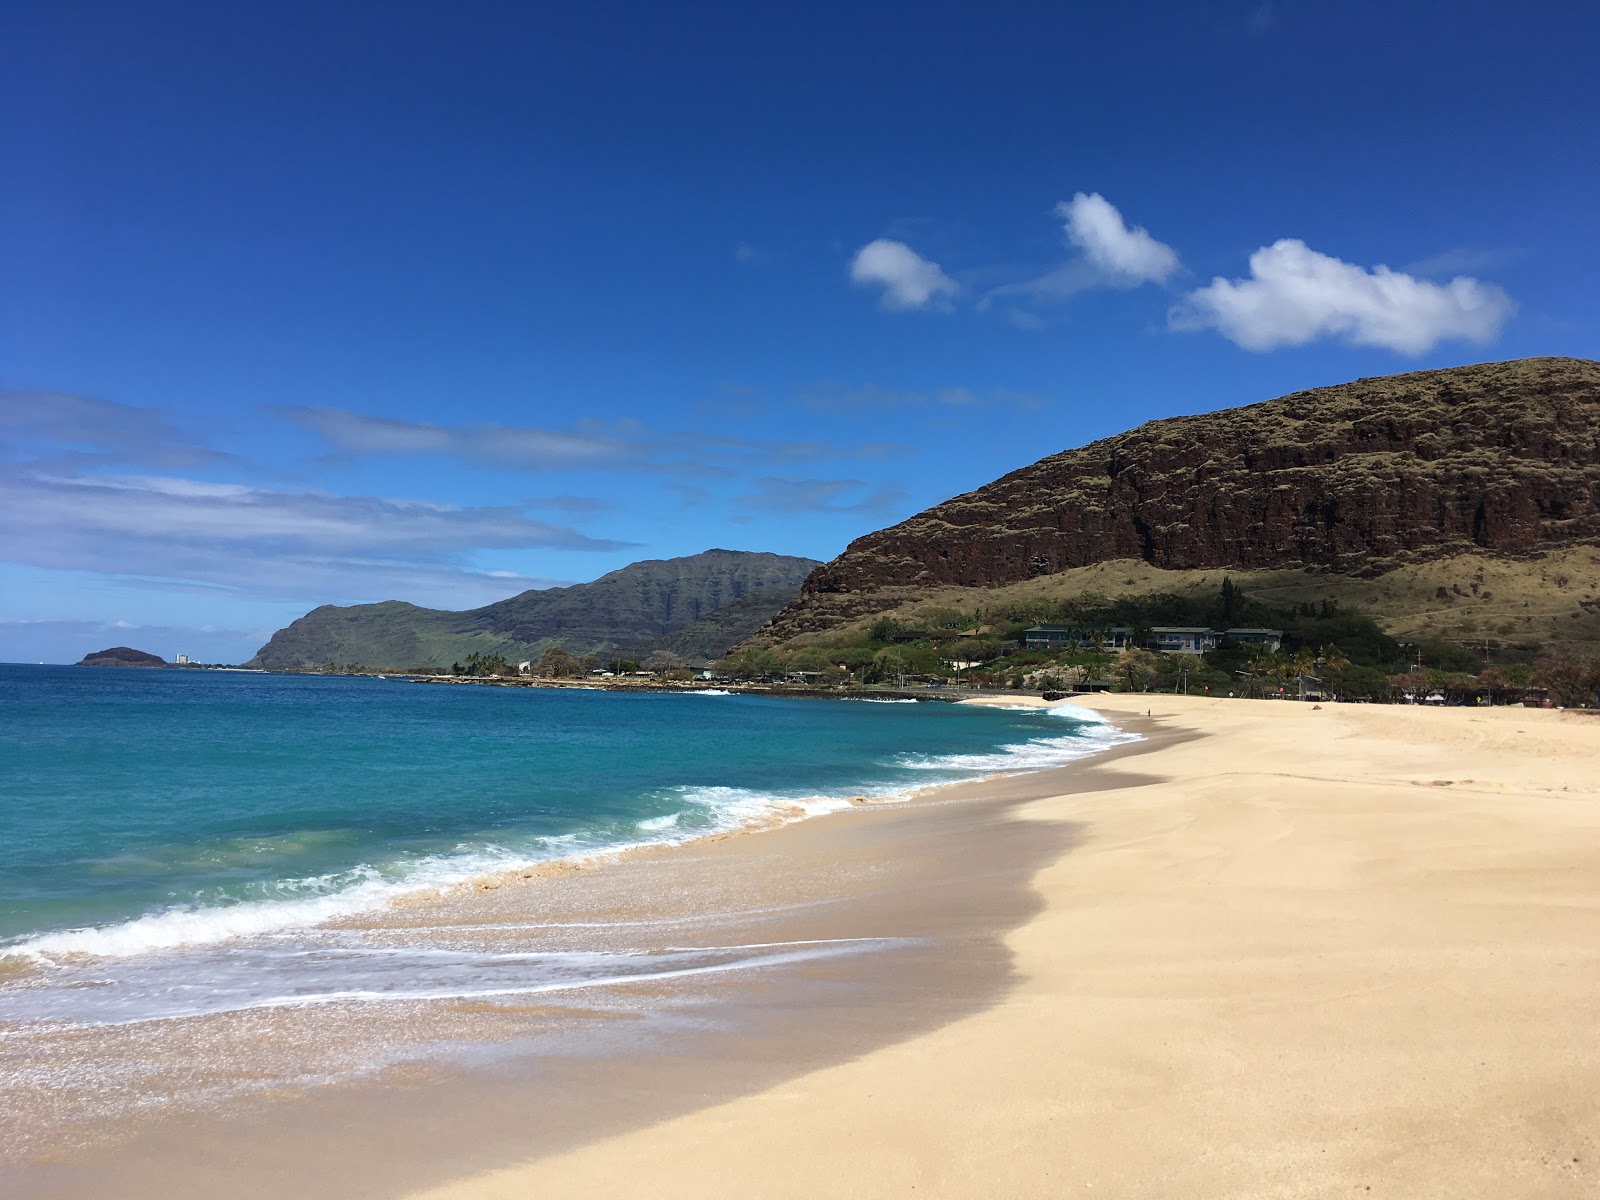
xmin=763 ymin=544 xmax=1600 ymax=655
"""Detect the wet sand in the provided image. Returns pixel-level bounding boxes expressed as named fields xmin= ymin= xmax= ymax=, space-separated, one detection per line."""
xmin=6 ymin=708 xmax=1166 ymax=1198
xmin=13 ymin=695 xmax=1600 ymax=1199
xmin=410 ymin=695 xmax=1600 ymax=1199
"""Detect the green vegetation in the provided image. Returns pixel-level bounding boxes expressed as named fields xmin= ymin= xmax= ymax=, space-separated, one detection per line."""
xmin=248 ymin=550 xmax=819 ymax=671
xmin=750 ymin=580 xmax=1595 ymax=705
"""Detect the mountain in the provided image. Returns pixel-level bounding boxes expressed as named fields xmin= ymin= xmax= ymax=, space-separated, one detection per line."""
xmin=78 ymin=646 xmax=167 ymax=667
xmin=250 ymin=549 xmax=821 ymax=670
xmin=756 ymin=358 xmax=1600 ymax=650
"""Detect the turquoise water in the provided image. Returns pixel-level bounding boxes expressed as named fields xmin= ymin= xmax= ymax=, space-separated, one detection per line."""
xmin=0 ymin=664 xmax=1127 ymax=1025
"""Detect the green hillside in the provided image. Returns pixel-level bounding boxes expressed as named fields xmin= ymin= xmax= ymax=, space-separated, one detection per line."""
xmin=250 ymin=549 xmax=819 ymax=670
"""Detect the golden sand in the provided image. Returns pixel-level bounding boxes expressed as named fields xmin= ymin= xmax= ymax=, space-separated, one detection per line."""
xmin=408 ymin=695 xmax=1600 ymax=1199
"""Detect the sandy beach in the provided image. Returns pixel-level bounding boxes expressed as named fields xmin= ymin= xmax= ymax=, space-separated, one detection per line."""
xmin=403 ymin=694 xmax=1600 ymax=1200
xmin=10 ymin=694 xmax=1597 ymax=1200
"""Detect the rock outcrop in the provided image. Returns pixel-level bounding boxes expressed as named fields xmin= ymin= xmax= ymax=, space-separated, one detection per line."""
xmin=762 ymin=357 xmax=1600 ymax=642
xmin=77 ymin=646 xmax=167 ymax=667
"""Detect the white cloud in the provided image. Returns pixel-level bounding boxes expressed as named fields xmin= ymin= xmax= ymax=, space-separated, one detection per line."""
xmin=849 ymin=239 xmax=959 ymax=311
xmin=282 ymin=407 xmax=623 ymax=466
xmin=5 ymin=472 xmax=623 ymax=554
xmin=1057 ymin=193 xmax=1181 ymax=285
xmin=0 ymin=468 xmax=621 ymax=607
xmin=1172 ymin=238 xmax=1515 ymax=354
xmin=982 ymin=194 xmax=1178 ymax=310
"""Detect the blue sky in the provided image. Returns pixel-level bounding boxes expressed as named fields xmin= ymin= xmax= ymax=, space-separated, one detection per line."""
xmin=3 ymin=0 xmax=1597 ymax=663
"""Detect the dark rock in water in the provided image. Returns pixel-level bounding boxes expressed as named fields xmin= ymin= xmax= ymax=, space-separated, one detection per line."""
xmin=760 ymin=357 xmax=1600 ymax=641
xmin=77 ymin=646 xmax=167 ymax=667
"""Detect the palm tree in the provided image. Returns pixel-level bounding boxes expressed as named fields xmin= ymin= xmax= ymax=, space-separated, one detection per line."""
xmin=1314 ymin=644 xmax=1351 ymax=698
xmin=1316 ymin=644 xmax=1351 ymax=674
xmin=1239 ymin=647 xmax=1274 ymax=698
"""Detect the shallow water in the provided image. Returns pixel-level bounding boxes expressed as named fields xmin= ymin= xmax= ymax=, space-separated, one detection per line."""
xmin=0 ymin=665 xmax=1128 ymax=1023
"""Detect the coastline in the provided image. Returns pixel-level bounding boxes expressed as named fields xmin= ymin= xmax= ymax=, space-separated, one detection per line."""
xmin=3 ymin=697 xmax=1153 ymax=1196
xmin=403 ymin=693 xmax=1600 ymax=1199
xmin=10 ymin=695 xmax=1598 ymax=1198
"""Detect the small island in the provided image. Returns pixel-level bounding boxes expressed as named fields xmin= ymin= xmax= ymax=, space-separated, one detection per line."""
xmin=76 ymin=646 xmax=168 ymax=668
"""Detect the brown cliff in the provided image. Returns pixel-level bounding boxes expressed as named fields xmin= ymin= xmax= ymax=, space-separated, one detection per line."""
xmin=762 ymin=357 xmax=1600 ymax=642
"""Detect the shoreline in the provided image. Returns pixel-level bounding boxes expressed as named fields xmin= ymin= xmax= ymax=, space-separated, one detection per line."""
xmin=405 ymin=693 xmax=1600 ymax=1199
xmin=3 ymin=697 xmax=1151 ymax=1195
xmin=10 ymin=695 xmax=1598 ymax=1198
xmin=0 ymin=693 xmax=1117 ymax=966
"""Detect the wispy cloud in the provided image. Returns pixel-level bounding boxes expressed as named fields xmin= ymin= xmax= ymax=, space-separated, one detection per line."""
xmin=982 ymin=194 xmax=1180 ymax=311
xmin=664 ymin=483 xmax=712 ymax=507
xmin=0 ymin=467 xmax=616 ymax=606
xmin=1171 ymin=238 xmax=1515 ymax=353
xmin=796 ymin=383 xmax=1047 ymax=414
xmin=278 ymin=407 xmax=894 ymax=472
xmin=849 ymin=239 xmax=960 ymax=311
xmin=735 ymin=476 xmax=908 ymax=517
xmin=280 ymin=407 xmax=627 ymax=469
xmin=0 ymin=390 xmax=227 ymax=470
xmin=693 ymin=384 xmax=767 ymax=421
xmin=523 ymin=494 xmax=616 ymax=515
xmin=1402 ymin=247 xmax=1519 ymax=278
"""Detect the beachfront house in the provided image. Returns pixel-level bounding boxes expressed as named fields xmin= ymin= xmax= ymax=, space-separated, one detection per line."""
xmin=1149 ymin=627 xmax=1218 ymax=655
xmin=1023 ymin=625 xmax=1133 ymax=651
xmin=1147 ymin=626 xmax=1285 ymax=654
xmin=1026 ymin=624 xmax=1285 ymax=657
xmin=1219 ymin=627 xmax=1284 ymax=652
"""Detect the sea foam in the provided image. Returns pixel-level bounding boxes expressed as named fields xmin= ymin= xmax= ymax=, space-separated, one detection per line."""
xmin=1 ymin=682 xmax=1130 ymax=970
xmin=895 ymin=703 xmax=1136 ymax=774
xmin=5 ymin=781 xmax=861 ymax=963
xmin=0 ymin=934 xmax=910 ymax=1028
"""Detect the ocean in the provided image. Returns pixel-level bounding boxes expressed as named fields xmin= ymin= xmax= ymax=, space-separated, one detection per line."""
xmin=0 ymin=664 xmax=1129 ymax=1030
xmin=0 ymin=663 xmax=1138 ymax=1170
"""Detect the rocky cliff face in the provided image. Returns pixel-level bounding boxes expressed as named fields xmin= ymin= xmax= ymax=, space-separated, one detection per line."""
xmin=763 ymin=358 xmax=1600 ymax=640
xmin=251 ymin=549 xmax=820 ymax=670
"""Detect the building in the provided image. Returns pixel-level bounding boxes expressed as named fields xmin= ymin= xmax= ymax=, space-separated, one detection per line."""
xmin=1026 ymin=624 xmax=1285 ymax=656
xmin=1023 ymin=625 xmax=1133 ymax=651
xmin=1149 ymin=627 xmax=1283 ymax=654
xmin=175 ymin=654 xmax=190 ymax=664
xmin=1148 ymin=627 xmax=1218 ymax=654
xmin=1219 ymin=627 xmax=1284 ymax=652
